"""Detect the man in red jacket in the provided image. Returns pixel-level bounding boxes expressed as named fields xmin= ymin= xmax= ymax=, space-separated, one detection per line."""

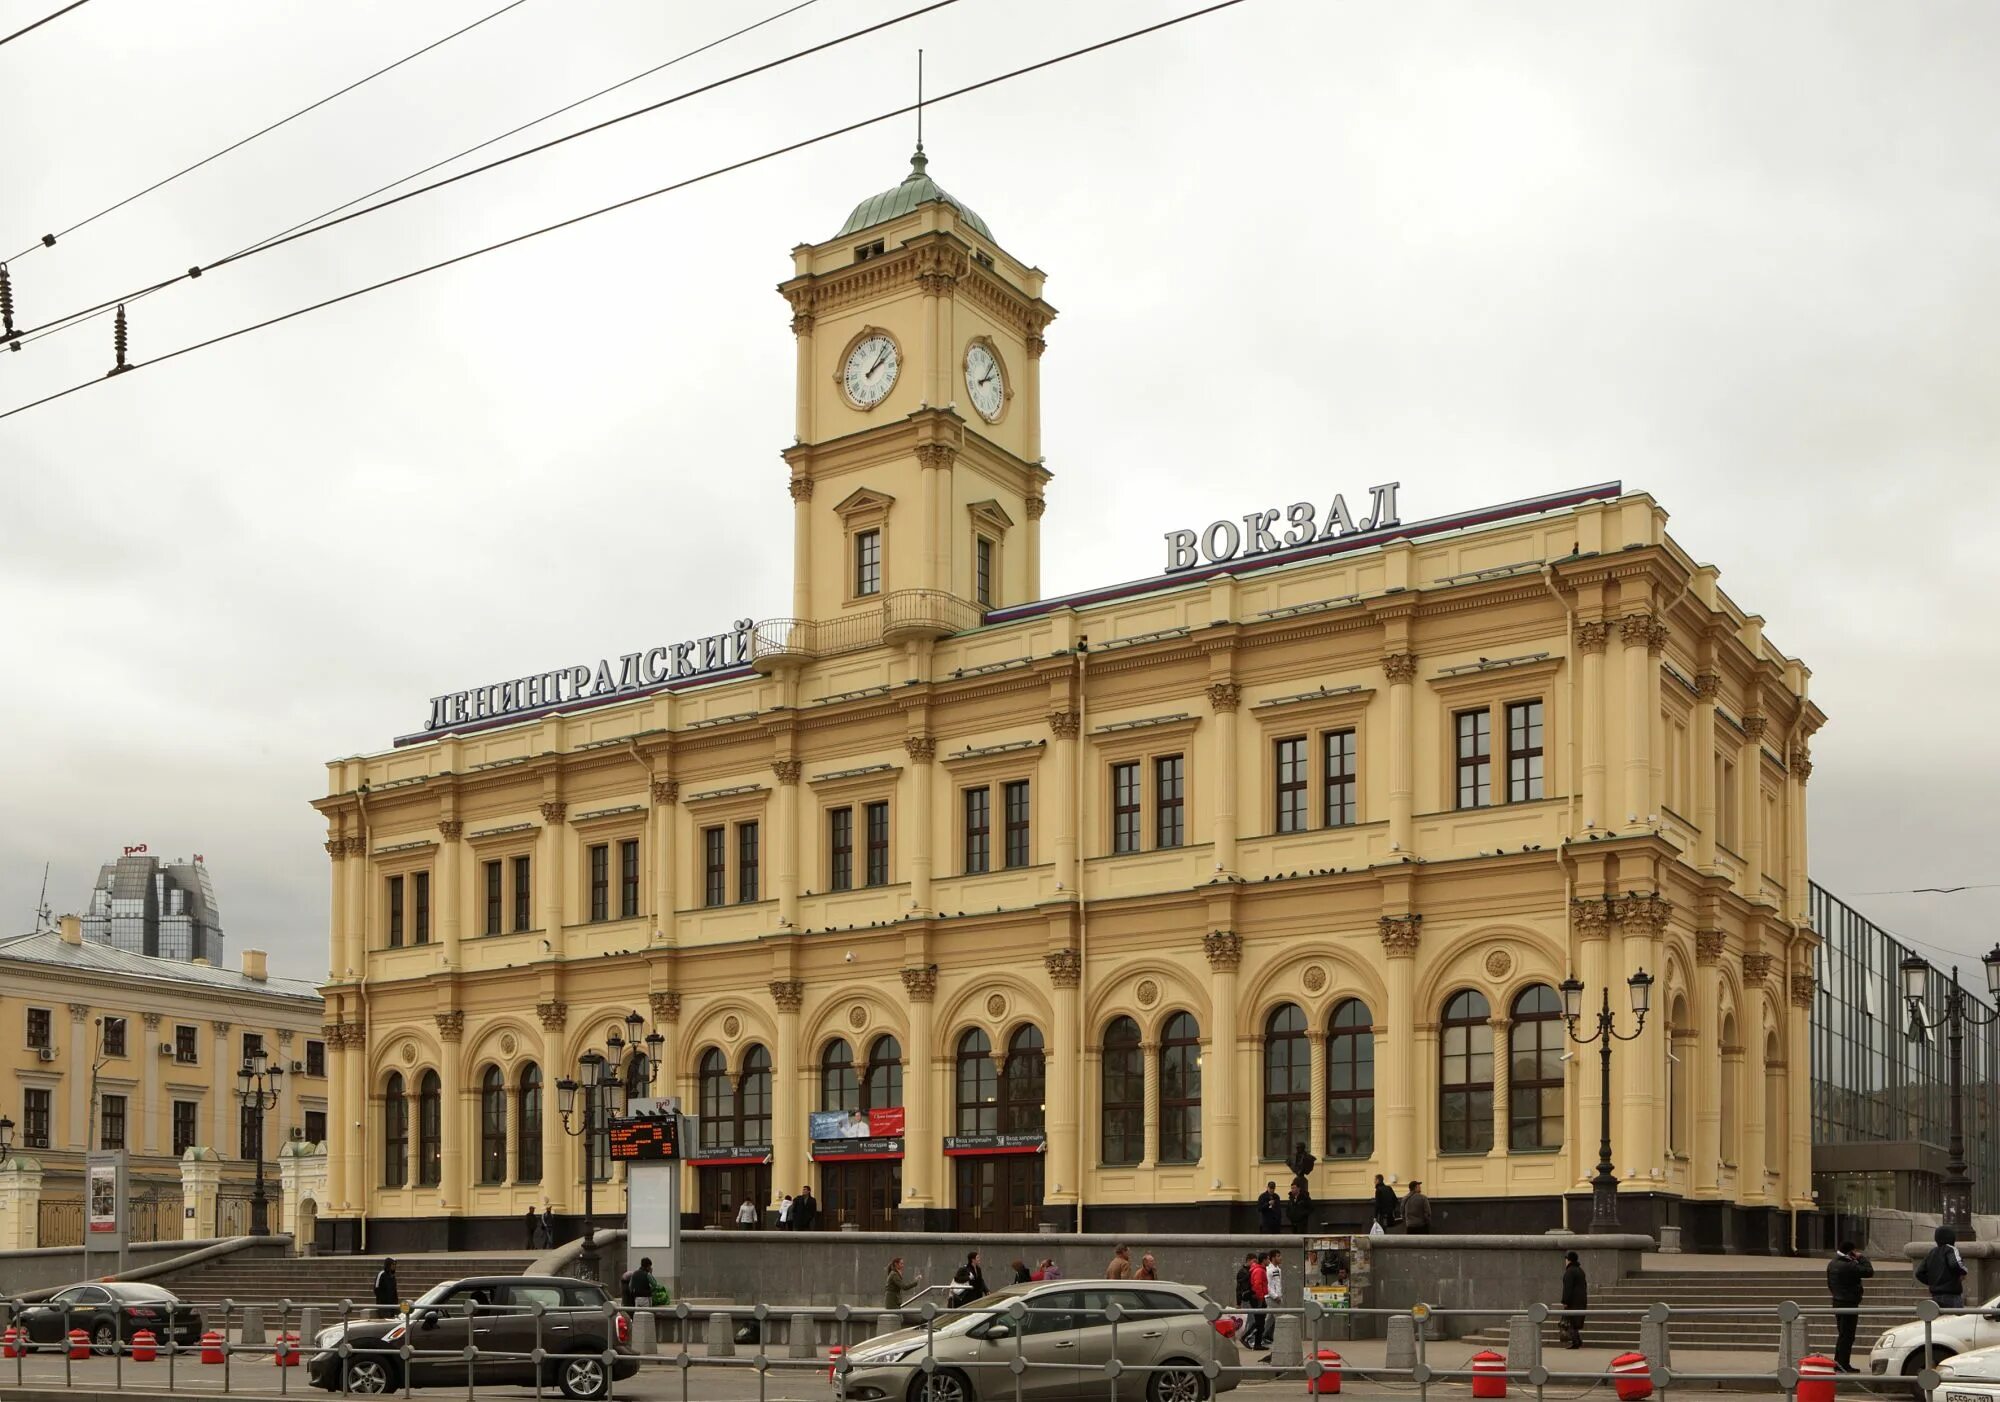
xmin=1247 ymin=1252 xmax=1271 ymax=1350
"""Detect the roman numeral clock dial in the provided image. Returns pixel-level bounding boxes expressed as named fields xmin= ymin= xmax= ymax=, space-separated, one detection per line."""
xmin=964 ymin=342 xmax=1006 ymax=422
xmin=842 ymin=334 xmax=899 ymax=409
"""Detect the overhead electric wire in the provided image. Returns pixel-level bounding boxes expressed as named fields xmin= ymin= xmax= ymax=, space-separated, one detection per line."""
xmin=4 ymin=0 xmax=959 ymax=347
xmin=0 ymin=0 xmax=92 ymax=48
xmin=0 ymin=0 xmax=1253 ymax=424
xmin=4 ymin=0 xmax=535 ymax=263
xmin=5 ymin=0 xmax=823 ymax=356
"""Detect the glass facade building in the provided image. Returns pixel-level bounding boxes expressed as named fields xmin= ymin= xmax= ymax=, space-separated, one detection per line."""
xmin=80 ymin=855 xmax=224 ymax=964
xmin=1811 ymin=881 xmax=2000 ymax=1215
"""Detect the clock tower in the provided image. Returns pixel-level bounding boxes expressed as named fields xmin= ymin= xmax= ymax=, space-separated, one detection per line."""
xmin=773 ymin=149 xmax=1056 ymax=653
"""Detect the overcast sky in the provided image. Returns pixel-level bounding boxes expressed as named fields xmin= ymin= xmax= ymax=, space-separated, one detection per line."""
xmin=2 ymin=0 xmax=1994 ymax=980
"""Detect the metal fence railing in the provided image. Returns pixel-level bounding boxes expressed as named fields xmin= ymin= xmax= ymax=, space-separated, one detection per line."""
xmin=0 ymin=1291 xmax=1969 ymax=1400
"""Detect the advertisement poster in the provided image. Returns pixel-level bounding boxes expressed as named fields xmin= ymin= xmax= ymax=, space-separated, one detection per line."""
xmin=87 ymin=1163 xmax=118 ymax=1234
xmin=809 ymin=1107 xmax=904 ymax=1142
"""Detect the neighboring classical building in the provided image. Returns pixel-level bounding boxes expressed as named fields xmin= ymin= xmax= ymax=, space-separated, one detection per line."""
xmin=314 ymin=151 xmax=1824 ymax=1254
xmin=0 ymin=916 xmax=325 ymax=1245
xmin=80 ymin=852 xmax=225 ymax=963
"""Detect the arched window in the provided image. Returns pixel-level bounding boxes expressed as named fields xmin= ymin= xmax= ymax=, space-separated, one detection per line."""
xmin=479 ymin=1066 xmax=508 ymax=1184
xmin=821 ymin=1039 xmax=859 ymax=1113
xmin=1439 ymin=990 xmax=1494 ymax=1154
xmin=739 ymin=1044 xmax=773 ymax=1146
xmin=956 ymin=1029 xmax=996 ymax=1136
xmin=516 ymin=1063 xmax=543 ymax=1184
xmin=865 ymin=1036 xmax=903 ymax=1110
xmin=1262 ymin=1004 xmax=1310 ymax=1160
xmin=1325 ymin=999 xmax=1374 ymax=1158
xmin=1508 ymin=985 xmax=1563 ymax=1151
xmin=1159 ymin=1011 xmax=1202 ymax=1164
xmin=416 ymin=1070 xmax=443 ymax=1186
xmin=1001 ymin=1026 xmax=1046 ymax=1133
xmin=1101 ymin=1017 xmax=1144 ymax=1165
xmin=1668 ymin=994 xmax=1690 ymax=1157
xmin=699 ymin=1049 xmax=732 ymax=1148
xmin=1764 ymin=1029 xmax=1783 ymax=1174
xmin=382 ymin=1072 xmax=408 ymax=1188
xmin=1719 ymin=1013 xmax=1739 ymax=1164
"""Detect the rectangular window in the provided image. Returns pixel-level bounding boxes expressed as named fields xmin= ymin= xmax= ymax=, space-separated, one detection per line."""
xmin=619 ymin=838 xmax=641 ymax=919
xmin=242 ymin=1031 xmax=264 ymax=1067
xmin=172 ymin=1100 xmax=198 ymax=1156
xmin=1507 ymin=700 xmax=1544 ymax=802
xmin=1003 ymin=780 xmax=1031 ymax=869
xmin=588 ymin=843 xmax=609 ymax=922
xmin=855 ymin=529 xmax=882 ymax=596
xmin=240 ymin=1103 xmax=263 ymax=1161
xmin=1274 ymin=736 xmax=1309 ymax=832
xmin=737 ymin=821 xmax=761 ymax=903
xmin=25 ymin=1007 xmax=50 ymax=1051
xmin=483 ymin=860 xmax=503 ymax=935
xmin=175 ymin=1024 xmax=198 ymax=1065
xmin=828 ymin=807 xmax=854 ymax=892
xmin=305 ymin=1110 xmax=327 ymax=1145
xmin=963 ymin=787 xmax=991 ymax=874
xmin=413 ymin=871 xmax=431 ymax=945
xmin=306 ymin=1039 xmax=326 ymax=1077
xmin=1112 ymin=761 xmax=1142 ymax=853
xmin=865 ymin=801 xmax=890 ymax=887
xmin=512 ymin=855 xmax=532 ymax=931
xmin=1717 ymin=757 xmax=1739 ymax=849
xmin=1455 ymin=709 xmax=1492 ymax=809
xmin=24 ymin=1089 xmax=51 ymax=1150
xmin=100 ymin=1094 xmax=127 ymax=1150
xmin=1324 ymin=729 xmax=1357 ymax=827
xmin=1155 ymin=755 xmax=1185 ymax=849
xmin=976 ymin=536 xmax=995 ymax=608
xmin=387 ymin=875 xmax=405 ymax=947
xmin=703 ymin=827 xmax=726 ymax=907
xmin=102 ymin=1016 xmax=127 ymax=1058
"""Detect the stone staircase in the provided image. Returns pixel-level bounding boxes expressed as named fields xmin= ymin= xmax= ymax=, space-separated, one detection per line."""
xmin=158 ymin=1253 xmax=538 ymax=1309
xmin=1462 ymin=1266 xmax=1932 ymax=1353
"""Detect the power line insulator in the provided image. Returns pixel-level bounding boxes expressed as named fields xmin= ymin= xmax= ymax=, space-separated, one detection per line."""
xmin=188 ymin=266 xmax=202 ymax=279
xmin=106 ymin=302 xmax=131 ymax=376
xmin=0 ymin=262 xmax=15 ymax=343
xmin=39 ymin=234 xmax=54 ymax=248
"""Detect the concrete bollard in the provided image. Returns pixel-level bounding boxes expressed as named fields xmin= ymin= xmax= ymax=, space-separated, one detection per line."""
xmin=706 ymin=1313 xmax=735 ymax=1358
xmin=789 ymin=1313 xmax=816 ymax=1360
xmin=875 ymin=1312 xmax=903 ymax=1339
xmin=240 ymin=1306 xmax=265 ymax=1347
xmin=1271 ymin=1313 xmax=1304 ymax=1371
xmin=1385 ymin=1315 xmax=1417 ymax=1371
xmin=299 ymin=1307 xmax=321 ymax=1346
xmin=1508 ymin=1316 xmax=1541 ymax=1373
xmin=1640 ymin=1319 xmax=1672 ymax=1370
xmin=1780 ymin=1318 xmax=1808 ymax=1370
xmin=631 ymin=1311 xmax=658 ymax=1355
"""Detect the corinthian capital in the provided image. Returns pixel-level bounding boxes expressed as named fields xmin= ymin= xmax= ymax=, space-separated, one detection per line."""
xmin=1202 ymin=931 xmax=1243 ymax=972
xmin=1043 ymin=949 xmax=1081 ymax=989
xmin=651 ymin=778 xmax=680 ymax=805
xmin=1571 ymin=898 xmax=1611 ymax=940
xmin=1382 ymin=653 xmax=1419 ymax=684
xmin=769 ymin=980 xmax=806 ymax=1014
xmin=1046 ymin=711 xmax=1080 ymax=739
xmin=899 ymin=965 xmax=938 ymax=1003
xmin=437 ymin=820 xmax=464 ymax=842
xmin=539 ymin=801 xmax=568 ymax=825
xmin=772 ymin=759 xmax=803 ymax=786
xmin=787 ymin=475 xmax=814 ymax=502
xmin=1614 ymin=892 xmax=1672 ymax=937
xmin=434 ymin=1012 xmax=465 ymax=1042
xmin=1378 ymin=914 xmax=1422 ymax=958
xmin=649 ymin=991 xmax=682 ymax=1023
xmin=1575 ymin=622 xmax=1610 ymax=655
xmin=536 ymin=1000 xmax=568 ymax=1032
xmin=1205 ymin=682 xmax=1241 ymax=713
xmin=903 ymin=735 xmax=938 ymax=763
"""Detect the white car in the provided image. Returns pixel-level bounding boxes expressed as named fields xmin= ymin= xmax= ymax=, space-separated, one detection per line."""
xmin=1928 ymin=1346 xmax=2000 ymax=1402
xmin=1871 ymin=1297 xmax=2000 ymax=1380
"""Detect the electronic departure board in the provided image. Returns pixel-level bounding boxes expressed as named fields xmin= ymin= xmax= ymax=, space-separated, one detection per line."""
xmin=607 ymin=1114 xmax=681 ymax=1162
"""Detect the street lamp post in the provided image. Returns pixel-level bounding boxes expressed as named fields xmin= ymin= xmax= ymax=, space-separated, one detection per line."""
xmin=1560 ymin=968 xmax=1654 ymax=1232
xmin=1899 ymin=947 xmax=2000 ymax=1237
xmin=0 ymin=1114 xmax=14 ymax=1168
xmin=236 ymin=1049 xmax=284 ymax=1236
xmin=556 ymin=1009 xmax=662 ymax=1282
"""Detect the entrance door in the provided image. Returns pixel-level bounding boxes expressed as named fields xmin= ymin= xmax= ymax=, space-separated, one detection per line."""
xmin=820 ymin=1160 xmax=901 ymax=1230
xmin=954 ymin=1154 xmax=1044 ymax=1233
xmin=698 ymin=1164 xmax=771 ymax=1227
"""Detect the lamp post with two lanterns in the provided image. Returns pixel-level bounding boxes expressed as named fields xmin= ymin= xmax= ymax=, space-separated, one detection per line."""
xmin=236 ymin=1048 xmax=284 ymax=1236
xmin=1560 ymin=967 xmax=1654 ymax=1232
xmin=1899 ymin=946 xmax=2000 ymax=1237
xmin=556 ymin=1009 xmax=664 ymax=1282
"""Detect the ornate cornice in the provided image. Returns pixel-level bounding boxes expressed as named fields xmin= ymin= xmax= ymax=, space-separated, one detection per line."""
xmin=1203 ymin=931 xmax=1243 ymax=972
xmin=899 ymin=965 xmax=938 ymax=1003
xmin=536 ymin=1000 xmax=568 ymax=1032
xmin=1614 ymin=892 xmax=1672 ymax=937
xmin=649 ymin=991 xmax=682 ymax=1023
xmin=1575 ymin=621 xmax=1610 ymax=655
xmin=434 ymin=1012 xmax=465 ymax=1043
xmin=1046 ymin=711 xmax=1080 ymax=739
xmin=539 ymin=801 xmax=568 ymax=825
xmin=787 ymin=475 xmax=814 ymax=503
xmin=437 ymin=820 xmax=464 ymax=842
xmin=1741 ymin=952 xmax=1774 ymax=984
xmin=772 ymin=759 xmax=803 ymax=786
xmin=1571 ymin=898 xmax=1612 ymax=939
xmin=1205 ymin=682 xmax=1241 ymax=713
xmin=1789 ymin=973 xmax=1816 ymax=1008
xmin=1044 ymin=948 xmax=1081 ymax=989
xmin=1694 ymin=672 xmax=1722 ymax=702
xmin=903 ymin=735 xmax=938 ymax=763
xmin=1378 ymin=914 xmax=1422 ymax=958
xmin=769 ymin=980 xmax=806 ymax=1014
xmin=1382 ymin=653 xmax=1419 ymax=684
xmin=1694 ymin=930 xmax=1725 ymax=966
xmin=651 ymin=779 xmax=680 ymax=805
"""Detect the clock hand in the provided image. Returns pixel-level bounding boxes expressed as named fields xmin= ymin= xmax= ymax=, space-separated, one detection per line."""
xmin=869 ymin=349 xmax=889 ymax=375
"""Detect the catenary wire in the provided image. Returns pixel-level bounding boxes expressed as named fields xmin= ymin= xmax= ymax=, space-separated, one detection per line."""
xmin=0 ymin=0 xmax=92 ymax=48
xmin=4 ymin=0 xmax=535 ymax=263
xmin=0 ymin=0 xmax=1254 ymax=423
xmin=5 ymin=0 xmax=823 ymax=355
xmin=3 ymin=0 xmax=959 ymax=344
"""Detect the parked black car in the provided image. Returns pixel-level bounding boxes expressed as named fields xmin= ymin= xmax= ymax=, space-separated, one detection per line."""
xmin=15 ymin=1282 xmax=203 ymax=1353
xmin=307 ymin=1276 xmax=636 ymax=1399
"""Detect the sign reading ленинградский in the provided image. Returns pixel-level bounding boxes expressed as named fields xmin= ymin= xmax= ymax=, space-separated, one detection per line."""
xmin=1163 ymin=481 xmax=1401 ymax=573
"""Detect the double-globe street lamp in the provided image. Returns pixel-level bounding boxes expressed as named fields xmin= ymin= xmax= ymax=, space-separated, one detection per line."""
xmin=1899 ymin=946 xmax=2000 ymax=1237
xmin=1560 ymin=967 xmax=1654 ymax=1232
xmin=557 ymin=1009 xmax=665 ymax=1282
xmin=237 ymin=1048 xmax=285 ymax=1236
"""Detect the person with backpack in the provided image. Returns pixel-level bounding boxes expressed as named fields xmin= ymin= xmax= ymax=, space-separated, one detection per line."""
xmin=1917 ymin=1225 xmax=1968 ymax=1308
xmin=622 ymin=1257 xmax=658 ymax=1307
xmin=1372 ymin=1174 xmax=1398 ymax=1232
xmin=1233 ymin=1253 xmax=1256 ymax=1336
xmin=1247 ymin=1252 xmax=1271 ymax=1349
xmin=947 ymin=1250 xmax=989 ymax=1306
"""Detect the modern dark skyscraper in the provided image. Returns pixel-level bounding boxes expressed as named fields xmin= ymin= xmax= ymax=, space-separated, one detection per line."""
xmin=80 ymin=854 xmax=224 ymax=963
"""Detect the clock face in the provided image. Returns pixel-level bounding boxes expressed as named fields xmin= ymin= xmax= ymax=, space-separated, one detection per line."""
xmin=964 ymin=343 xmax=1005 ymax=422
xmin=842 ymin=334 xmax=899 ymax=409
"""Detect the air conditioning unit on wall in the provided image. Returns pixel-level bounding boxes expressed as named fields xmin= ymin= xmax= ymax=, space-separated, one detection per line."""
xmin=36 ymin=1047 xmax=57 ymax=1063
xmin=159 ymin=1043 xmax=175 ymax=1057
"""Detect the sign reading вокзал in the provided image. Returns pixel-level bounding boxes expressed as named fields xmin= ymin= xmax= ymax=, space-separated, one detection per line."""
xmin=1163 ymin=482 xmax=1401 ymax=573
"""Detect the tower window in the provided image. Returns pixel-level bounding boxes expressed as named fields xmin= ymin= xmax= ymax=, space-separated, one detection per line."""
xmin=854 ymin=239 xmax=885 ymax=262
xmin=972 ymin=250 xmax=994 ymax=270
xmin=975 ymin=536 xmax=996 ymax=607
xmin=855 ymin=530 xmax=882 ymax=597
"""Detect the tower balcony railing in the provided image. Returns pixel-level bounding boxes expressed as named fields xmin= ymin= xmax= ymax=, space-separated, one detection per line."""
xmin=749 ymin=590 xmax=983 ymax=672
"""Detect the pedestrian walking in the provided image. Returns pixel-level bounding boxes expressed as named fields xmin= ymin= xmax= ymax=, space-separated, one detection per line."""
xmin=735 ymin=1196 xmax=760 ymax=1227
xmin=1559 ymin=1251 xmax=1587 ymax=1349
xmin=1137 ymin=1253 xmax=1159 ymax=1281
xmin=1402 ymin=1180 xmax=1432 ymax=1234
xmin=373 ymin=1258 xmax=400 ymax=1317
xmin=777 ymin=1194 xmax=794 ymax=1229
xmin=536 ymin=1207 xmax=555 ymax=1249
xmin=885 ymin=1256 xmax=911 ymax=1311
xmin=948 ymin=1250 xmax=989 ymax=1307
xmin=1234 ymin=1252 xmax=1257 ymax=1335
xmin=1372 ymin=1174 xmax=1398 ymax=1232
xmin=524 ymin=1207 xmax=538 ymax=1250
xmin=1266 ymin=1250 xmax=1286 ymax=1325
xmin=1011 ymin=1258 xmax=1033 ymax=1284
xmin=1827 ymin=1240 xmax=1874 ymax=1372
xmin=1247 ymin=1252 xmax=1271 ymax=1349
xmin=1917 ymin=1226 xmax=1967 ymax=1308
xmin=1257 ymin=1181 xmax=1283 ymax=1232
xmin=1106 ymin=1244 xmax=1133 ymax=1279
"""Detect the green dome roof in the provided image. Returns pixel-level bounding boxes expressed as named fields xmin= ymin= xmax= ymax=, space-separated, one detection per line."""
xmin=837 ymin=150 xmax=994 ymax=242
